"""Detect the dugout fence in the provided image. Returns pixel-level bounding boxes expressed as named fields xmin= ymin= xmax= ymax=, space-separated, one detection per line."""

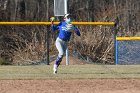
xmin=116 ymin=37 xmax=140 ymax=65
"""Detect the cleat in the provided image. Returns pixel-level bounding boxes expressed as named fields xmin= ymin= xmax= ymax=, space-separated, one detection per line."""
xmin=53 ymin=64 xmax=58 ymax=74
xmin=53 ymin=70 xmax=57 ymax=74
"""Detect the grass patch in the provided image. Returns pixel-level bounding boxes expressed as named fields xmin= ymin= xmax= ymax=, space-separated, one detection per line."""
xmin=0 ymin=65 xmax=140 ymax=80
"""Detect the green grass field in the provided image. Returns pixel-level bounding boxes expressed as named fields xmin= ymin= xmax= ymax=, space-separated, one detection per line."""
xmin=0 ymin=65 xmax=140 ymax=80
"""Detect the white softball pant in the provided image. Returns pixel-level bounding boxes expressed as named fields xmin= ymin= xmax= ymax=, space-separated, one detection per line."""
xmin=55 ymin=37 xmax=68 ymax=58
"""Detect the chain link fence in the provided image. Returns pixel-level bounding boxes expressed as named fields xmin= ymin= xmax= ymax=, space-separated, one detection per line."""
xmin=118 ymin=40 xmax=140 ymax=64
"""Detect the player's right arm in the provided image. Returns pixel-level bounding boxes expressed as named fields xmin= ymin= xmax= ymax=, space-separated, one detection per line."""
xmin=51 ymin=22 xmax=62 ymax=32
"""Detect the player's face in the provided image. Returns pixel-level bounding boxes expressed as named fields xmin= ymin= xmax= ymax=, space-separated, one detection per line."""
xmin=64 ymin=17 xmax=68 ymax=21
xmin=65 ymin=18 xmax=72 ymax=24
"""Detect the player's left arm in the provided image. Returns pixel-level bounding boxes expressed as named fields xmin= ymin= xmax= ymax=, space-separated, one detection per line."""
xmin=73 ymin=25 xmax=81 ymax=36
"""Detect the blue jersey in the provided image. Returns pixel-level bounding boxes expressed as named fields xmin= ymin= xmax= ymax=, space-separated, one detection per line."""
xmin=52 ymin=22 xmax=80 ymax=41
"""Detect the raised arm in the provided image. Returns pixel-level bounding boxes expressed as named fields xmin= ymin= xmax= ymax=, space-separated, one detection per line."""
xmin=50 ymin=17 xmax=61 ymax=32
xmin=51 ymin=22 xmax=61 ymax=32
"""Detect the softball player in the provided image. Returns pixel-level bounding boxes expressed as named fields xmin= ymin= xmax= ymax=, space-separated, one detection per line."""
xmin=51 ymin=14 xmax=81 ymax=74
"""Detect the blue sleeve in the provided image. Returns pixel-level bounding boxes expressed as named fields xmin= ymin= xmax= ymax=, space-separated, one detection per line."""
xmin=52 ymin=22 xmax=62 ymax=32
xmin=74 ymin=25 xmax=81 ymax=36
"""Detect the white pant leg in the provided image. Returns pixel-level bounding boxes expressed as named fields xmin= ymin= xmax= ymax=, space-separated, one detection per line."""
xmin=55 ymin=38 xmax=67 ymax=58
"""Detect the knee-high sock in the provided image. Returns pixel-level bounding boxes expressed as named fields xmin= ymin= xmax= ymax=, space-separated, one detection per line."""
xmin=55 ymin=56 xmax=63 ymax=67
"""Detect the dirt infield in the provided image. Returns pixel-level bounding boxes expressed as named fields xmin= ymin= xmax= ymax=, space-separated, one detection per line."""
xmin=0 ymin=79 xmax=140 ymax=93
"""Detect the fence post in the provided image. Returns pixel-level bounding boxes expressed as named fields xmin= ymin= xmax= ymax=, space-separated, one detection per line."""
xmin=115 ymin=39 xmax=118 ymax=65
xmin=66 ymin=47 xmax=69 ymax=65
